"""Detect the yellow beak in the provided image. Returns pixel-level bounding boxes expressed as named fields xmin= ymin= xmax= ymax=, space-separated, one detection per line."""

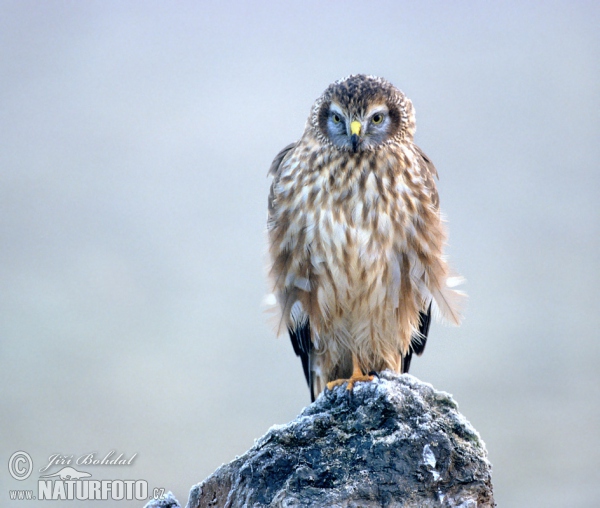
xmin=350 ymin=121 xmax=361 ymax=152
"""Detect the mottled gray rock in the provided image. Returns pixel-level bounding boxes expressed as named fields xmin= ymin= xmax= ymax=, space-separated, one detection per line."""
xmin=185 ymin=372 xmax=494 ymax=508
xmin=144 ymin=491 xmax=182 ymax=508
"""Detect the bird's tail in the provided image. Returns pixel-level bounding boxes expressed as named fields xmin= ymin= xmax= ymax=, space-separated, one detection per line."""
xmin=431 ymin=268 xmax=466 ymax=326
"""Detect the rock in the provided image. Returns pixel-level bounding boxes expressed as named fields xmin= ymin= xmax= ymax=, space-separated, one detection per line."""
xmin=186 ymin=372 xmax=494 ymax=507
xmin=144 ymin=491 xmax=182 ymax=508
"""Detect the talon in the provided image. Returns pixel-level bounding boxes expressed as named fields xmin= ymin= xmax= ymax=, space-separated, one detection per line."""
xmin=326 ymin=354 xmax=375 ymax=394
xmin=326 ymin=378 xmax=348 ymax=391
xmin=346 ymin=373 xmax=374 ymax=391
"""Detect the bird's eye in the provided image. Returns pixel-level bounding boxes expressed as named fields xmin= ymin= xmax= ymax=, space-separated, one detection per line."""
xmin=372 ymin=113 xmax=384 ymax=124
xmin=332 ymin=113 xmax=341 ymax=124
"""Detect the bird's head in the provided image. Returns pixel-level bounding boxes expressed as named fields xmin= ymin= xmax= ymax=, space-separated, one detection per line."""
xmin=310 ymin=74 xmax=416 ymax=153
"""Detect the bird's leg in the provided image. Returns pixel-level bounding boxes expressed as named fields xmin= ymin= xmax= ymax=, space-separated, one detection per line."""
xmin=326 ymin=353 xmax=375 ymax=392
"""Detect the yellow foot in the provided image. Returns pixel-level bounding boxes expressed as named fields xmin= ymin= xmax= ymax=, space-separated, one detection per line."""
xmin=326 ymin=353 xmax=375 ymax=393
xmin=326 ymin=373 xmax=375 ymax=392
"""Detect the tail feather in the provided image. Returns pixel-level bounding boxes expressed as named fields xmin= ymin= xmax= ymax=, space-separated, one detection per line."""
xmin=431 ymin=282 xmax=466 ymax=326
xmin=427 ymin=256 xmax=466 ymax=326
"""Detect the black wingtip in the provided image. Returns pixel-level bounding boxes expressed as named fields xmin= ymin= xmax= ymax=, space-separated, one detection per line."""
xmin=403 ymin=303 xmax=433 ymax=373
xmin=288 ymin=320 xmax=314 ymax=401
xmin=402 ymin=353 xmax=413 ymax=374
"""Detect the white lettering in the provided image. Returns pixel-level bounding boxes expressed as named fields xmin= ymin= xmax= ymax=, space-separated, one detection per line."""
xmin=53 ymin=481 xmax=66 ymax=500
xmin=124 ymin=480 xmax=135 ymax=498
xmin=101 ymin=480 xmax=111 ymax=499
xmin=39 ymin=454 xmax=73 ymax=472
xmin=38 ymin=480 xmax=53 ymax=500
xmin=77 ymin=453 xmax=94 ymax=466
xmin=112 ymin=480 xmax=124 ymax=500
xmin=38 ymin=478 xmax=148 ymax=500
xmin=77 ymin=480 xmax=88 ymax=500
xmin=65 ymin=480 xmax=75 ymax=498
xmin=88 ymin=480 xmax=101 ymax=500
xmin=135 ymin=480 xmax=147 ymax=500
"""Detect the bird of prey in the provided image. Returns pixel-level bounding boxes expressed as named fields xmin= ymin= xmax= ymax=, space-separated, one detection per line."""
xmin=267 ymin=75 xmax=465 ymax=401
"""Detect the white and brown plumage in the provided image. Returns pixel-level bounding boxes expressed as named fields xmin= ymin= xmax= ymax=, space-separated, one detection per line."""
xmin=267 ymin=75 xmax=465 ymax=401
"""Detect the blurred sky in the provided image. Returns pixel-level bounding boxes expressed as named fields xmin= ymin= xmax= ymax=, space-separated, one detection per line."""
xmin=1 ymin=1 xmax=599 ymax=506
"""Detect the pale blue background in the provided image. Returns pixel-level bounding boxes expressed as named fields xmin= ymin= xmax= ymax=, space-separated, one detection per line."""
xmin=1 ymin=1 xmax=599 ymax=506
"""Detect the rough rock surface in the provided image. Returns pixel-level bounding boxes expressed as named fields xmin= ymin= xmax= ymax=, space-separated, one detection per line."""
xmin=145 ymin=492 xmax=181 ymax=508
xmin=152 ymin=372 xmax=494 ymax=508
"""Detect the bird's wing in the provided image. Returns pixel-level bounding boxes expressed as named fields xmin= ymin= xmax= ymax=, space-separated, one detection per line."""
xmin=268 ymin=142 xmax=297 ymax=218
xmin=413 ymin=145 xmax=440 ymax=209
xmin=287 ymin=319 xmax=315 ymax=401
xmin=267 ymin=141 xmax=299 ymax=312
xmin=268 ymin=142 xmax=297 ymax=177
xmin=413 ymin=144 xmax=465 ymax=325
xmin=402 ymin=302 xmax=432 ymax=373
xmin=413 ymin=144 xmax=439 ymax=179
xmin=399 ymin=147 xmax=437 ymax=373
xmin=268 ymin=142 xmax=316 ymax=398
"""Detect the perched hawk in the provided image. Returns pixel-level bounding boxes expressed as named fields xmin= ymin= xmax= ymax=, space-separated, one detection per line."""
xmin=267 ymin=75 xmax=465 ymax=401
